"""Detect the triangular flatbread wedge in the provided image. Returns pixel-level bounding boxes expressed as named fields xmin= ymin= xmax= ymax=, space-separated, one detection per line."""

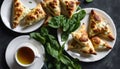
xmin=71 ymin=24 xmax=96 ymax=55
xmin=98 ymin=26 xmax=114 ymax=40
xmin=22 ymin=3 xmax=46 ymax=27
xmin=88 ymin=10 xmax=109 ymax=37
xmin=88 ymin=10 xmax=114 ymax=40
xmin=12 ymin=0 xmax=30 ymax=28
xmin=68 ymin=39 xmax=95 ymax=54
xmin=91 ymin=36 xmax=112 ymax=50
xmin=41 ymin=0 xmax=61 ymax=16
xmin=60 ymin=0 xmax=80 ymax=18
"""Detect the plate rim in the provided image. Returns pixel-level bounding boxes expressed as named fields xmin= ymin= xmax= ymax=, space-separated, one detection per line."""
xmin=5 ymin=35 xmax=45 ymax=68
xmin=57 ymin=8 xmax=117 ymax=62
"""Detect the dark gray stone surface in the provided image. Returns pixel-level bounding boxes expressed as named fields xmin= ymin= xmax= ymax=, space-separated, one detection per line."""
xmin=0 ymin=0 xmax=120 ymax=69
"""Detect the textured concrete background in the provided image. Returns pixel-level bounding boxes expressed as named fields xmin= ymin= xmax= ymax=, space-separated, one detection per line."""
xmin=0 ymin=0 xmax=120 ymax=69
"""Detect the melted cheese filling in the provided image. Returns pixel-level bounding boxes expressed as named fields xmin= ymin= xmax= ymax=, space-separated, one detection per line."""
xmin=96 ymin=21 xmax=107 ymax=28
xmin=97 ymin=40 xmax=106 ymax=49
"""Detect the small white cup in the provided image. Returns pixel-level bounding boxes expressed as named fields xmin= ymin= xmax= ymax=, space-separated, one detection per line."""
xmin=15 ymin=43 xmax=41 ymax=67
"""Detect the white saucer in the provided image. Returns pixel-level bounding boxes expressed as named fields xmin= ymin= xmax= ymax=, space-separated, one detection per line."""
xmin=5 ymin=35 xmax=45 ymax=69
xmin=57 ymin=8 xmax=117 ymax=62
xmin=0 ymin=0 xmax=44 ymax=33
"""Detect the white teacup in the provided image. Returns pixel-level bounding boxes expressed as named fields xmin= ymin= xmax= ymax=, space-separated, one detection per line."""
xmin=15 ymin=43 xmax=41 ymax=67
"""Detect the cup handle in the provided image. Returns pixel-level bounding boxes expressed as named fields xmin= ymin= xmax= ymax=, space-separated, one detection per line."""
xmin=35 ymin=54 xmax=41 ymax=58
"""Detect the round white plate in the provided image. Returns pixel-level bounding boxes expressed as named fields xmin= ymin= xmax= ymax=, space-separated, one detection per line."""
xmin=57 ymin=8 xmax=117 ymax=62
xmin=5 ymin=35 xmax=45 ymax=69
xmin=0 ymin=0 xmax=44 ymax=33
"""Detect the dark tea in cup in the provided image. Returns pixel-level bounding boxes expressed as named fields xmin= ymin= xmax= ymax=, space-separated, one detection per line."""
xmin=17 ymin=47 xmax=35 ymax=64
xmin=15 ymin=43 xmax=39 ymax=67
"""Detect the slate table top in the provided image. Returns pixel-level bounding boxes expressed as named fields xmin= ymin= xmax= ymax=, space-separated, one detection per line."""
xmin=0 ymin=0 xmax=120 ymax=69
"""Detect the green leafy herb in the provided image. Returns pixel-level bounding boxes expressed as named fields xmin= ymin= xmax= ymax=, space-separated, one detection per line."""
xmin=76 ymin=6 xmax=81 ymax=11
xmin=85 ymin=0 xmax=93 ymax=3
xmin=48 ymin=10 xmax=86 ymax=41
xmin=30 ymin=27 xmax=81 ymax=69
xmin=61 ymin=32 xmax=69 ymax=41
xmin=46 ymin=42 xmax=59 ymax=60
xmin=48 ymin=15 xmax=64 ymax=28
xmin=40 ymin=27 xmax=48 ymax=36
xmin=29 ymin=1 xmax=32 ymax=3
xmin=30 ymin=33 xmax=46 ymax=44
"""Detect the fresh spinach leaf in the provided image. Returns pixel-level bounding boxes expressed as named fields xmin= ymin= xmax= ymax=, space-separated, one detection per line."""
xmin=60 ymin=54 xmax=71 ymax=65
xmin=72 ymin=10 xmax=86 ymax=21
xmin=55 ymin=62 xmax=61 ymax=69
xmin=30 ymin=33 xmax=46 ymax=44
xmin=76 ymin=6 xmax=81 ymax=11
xmin=68 ymin=66 xmax=73 ymax=69
xmin=61 ymin=32 xmax=69 ymax=41
xmin=67 ymin=23 xmax=76 ymax=33
xmin=40 ymin=27 xmax=48 ymax=36
xmin=85 ymin=0 xmax=93 ymax=3
xmin=47 ymin=34 xmax=56 ymax=41
xmin=30 ymin=32 xmax=37 ymax=39
xmin=47 ymin=35 xmax=60 ymax=50
xmin=48 ymin=15 xmax=62 ymax=28
xmin=59 ymin=42 xmax=66 ymax=54
xmin=46 ymin=43 xmax=59 ymax=60
xmin=47 ymin=62 xmax=53 ymax=69
xmin=62 ymin=10 xmax=86 ymax=41
xmin=68 ymin=21 xmax=81 ymax=33
xmin=62 ymin=19 xmax=69 ymax=32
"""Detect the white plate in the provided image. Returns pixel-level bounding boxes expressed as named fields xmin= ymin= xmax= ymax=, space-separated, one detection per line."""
xmin=5 ymin=35 xmax=45 ymax=69
xmin=0 ymin=0 xmax=44 ymax=33
xmin=57 ymin=8 xmax=117 ymax=62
